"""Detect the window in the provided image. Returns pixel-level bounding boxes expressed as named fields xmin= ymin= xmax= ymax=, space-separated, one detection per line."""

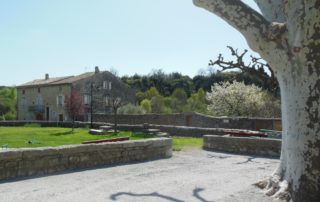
xmin=84 ymin=95 xmax=91 ymax=105
xmin=109 ymin=82 xmax=112 ymax=90
xmin=38 ymin=88 xmax=41 ymax=93
xmin=21 ymin=97 xmax=27 ymax=107
xmin=36 ymin=96 xmax=43 ymax=105
xmin=103 ymin=81 xmax=112 ymax=90
xmin=22 ymin=89 xmax=25 ymax=94
xmin=103 ymin=81 xmax=108 ymax=89
xmin=105 ymin=96 xmax=109 ymax=106
xmin=57 ymin=95 xmax=64 ymax=106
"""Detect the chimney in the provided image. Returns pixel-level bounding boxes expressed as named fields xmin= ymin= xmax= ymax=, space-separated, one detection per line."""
xmin=95 ymin=66 xmax=100 ymax=74
xmin=45 ymin=74 xmax=49 ymax=80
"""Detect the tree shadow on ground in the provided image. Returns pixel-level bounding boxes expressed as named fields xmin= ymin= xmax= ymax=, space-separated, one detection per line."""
xmin=193 ymin=188 xmax=215 ymax=202
xmin=235 ymin=157 xmax=257 ymax=164
xmin=207 ymin=154 xmax=231 ymax=159
xmin=110 ymin=188 xmax=214 ymax=202
xmin=50 ymin=131 xmax=74 ymax=136
xmin=110 ymin=192 xmax=184 ymax=202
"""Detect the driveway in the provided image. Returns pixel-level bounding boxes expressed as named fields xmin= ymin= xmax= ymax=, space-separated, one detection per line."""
xmin=0 ymin=149 xmax=279 ymax=202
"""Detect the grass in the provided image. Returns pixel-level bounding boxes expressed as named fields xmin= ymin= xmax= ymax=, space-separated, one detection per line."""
xmin=0 ymin=127 xmax=155 ymax=148
xmin=172 ymin=137 xmax=203 ymax=151
xmin=0 ymin=126 xmax=203 ymax=150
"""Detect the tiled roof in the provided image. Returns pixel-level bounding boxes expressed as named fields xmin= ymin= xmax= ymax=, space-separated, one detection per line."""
xmin=18 ymin=72 xmax=95 ymax=87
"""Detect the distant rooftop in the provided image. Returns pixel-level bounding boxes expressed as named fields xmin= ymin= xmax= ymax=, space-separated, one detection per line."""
xmin=18 ymin=72 xmax=95 ymax=87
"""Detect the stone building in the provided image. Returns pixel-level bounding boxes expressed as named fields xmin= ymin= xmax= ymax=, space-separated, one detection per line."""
xmin=17 ymin=67 xmax=135 ymax=121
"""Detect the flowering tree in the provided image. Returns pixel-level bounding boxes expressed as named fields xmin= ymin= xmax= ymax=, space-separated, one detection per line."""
xmin=206 ymin=81 xmax=280 ymax=117
xmin=64 ymin=90 xmax=84 ymax=132
xmin=193 ymin=0 xmax=320 ymax=201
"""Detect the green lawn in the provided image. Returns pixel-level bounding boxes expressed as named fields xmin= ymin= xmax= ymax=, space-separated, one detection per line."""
xmin=172 ymin=137 xmax=203 ymax=151
xmin=0 ymin=126 xmax=203 ymax=150
xmin=0 ymin=126 xmax=155 ymax=148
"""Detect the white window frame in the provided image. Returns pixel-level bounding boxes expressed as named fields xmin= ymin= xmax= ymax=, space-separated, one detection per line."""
xmin=108 ymin=82 xmax=112 ymax=90
xmin=57 ymin=95 xmax=64 ymax=106
xmin=84 ymin=94 xmax=91 ymax=105
xmin=103 ymin=81 xmax=108 ymax=89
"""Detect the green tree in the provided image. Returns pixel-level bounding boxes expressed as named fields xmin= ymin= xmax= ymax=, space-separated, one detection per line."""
xmin=145 ymin=87 xmax=160 ymax=100
xmin=0 ymin=87 xmax=17 ymax=120
xmin=118 ymin=103 xmax=145 ymax=115
xmin=151 ymin=96 xmax=165 ymax=114
xmin=140 ymin=99 xmax=152 ymax=114
xmin=187 ymin=88 xmax=207 ymax=114
xmin=170 ymin=88 xmax=188 ymax=113
xmin=135 ymin=91 xmax=146 ymax=104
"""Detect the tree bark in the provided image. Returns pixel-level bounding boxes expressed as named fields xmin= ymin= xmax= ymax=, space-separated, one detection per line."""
xmin=193 ymin=0 xmax=320 ymax=201
xmin=114 ymin=109 xmax=118 ymax=133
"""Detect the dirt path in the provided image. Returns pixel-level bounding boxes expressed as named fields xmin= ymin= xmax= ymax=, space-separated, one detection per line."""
xmin=0 ymin=149 xmax=279 ymax=202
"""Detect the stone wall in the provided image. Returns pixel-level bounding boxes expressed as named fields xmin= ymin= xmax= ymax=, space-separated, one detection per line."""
xmin=99 ymin=123 xmax=226 ymax=137
xmin=0 ymin=121 xmax=274 ymax=138
xmin=0 ymin=138 xmax=172 ymax=181
xmin=94 ymin=113 xmax=282 ymax=131
xmin=203 ymin=135 xmax=281 ymax=157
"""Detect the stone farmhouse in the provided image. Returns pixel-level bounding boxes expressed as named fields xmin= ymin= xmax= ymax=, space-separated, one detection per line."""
xmin=17 ymin=67 xmax=135 ymax=122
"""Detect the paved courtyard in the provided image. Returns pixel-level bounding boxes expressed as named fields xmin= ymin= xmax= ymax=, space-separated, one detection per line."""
xmin=0 ymin=149 xmax=279 ymax=202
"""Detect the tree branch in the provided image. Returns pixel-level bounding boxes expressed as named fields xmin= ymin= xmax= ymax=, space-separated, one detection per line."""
xmin=193 ymin=0 xmax=270 ymax=51
xmin=254 ymin=0 xmax=286 ymax=23
xmin=209 ymin=46 xmax=279 ymax=95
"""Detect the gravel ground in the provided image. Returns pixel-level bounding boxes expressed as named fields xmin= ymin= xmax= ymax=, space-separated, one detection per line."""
xmin=0 ymin=149 xmax=279 ymax=202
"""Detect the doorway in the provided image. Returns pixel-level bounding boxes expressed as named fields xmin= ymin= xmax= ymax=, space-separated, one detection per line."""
xmin=59 ymin=114 xmax=63 ymax=122
xmin=46 ymin=107 xmax=49 ymax=121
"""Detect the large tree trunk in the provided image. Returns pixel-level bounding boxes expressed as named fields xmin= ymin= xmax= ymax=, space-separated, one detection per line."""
xmin=258 ymin=65 xmax=320 ymax=201
xmin=193 ymin=0 xmax=320 ymax=201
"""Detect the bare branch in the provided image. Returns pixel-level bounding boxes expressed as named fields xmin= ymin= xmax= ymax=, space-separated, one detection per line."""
xmin=209 ymin=46 xmax=279 ymax=94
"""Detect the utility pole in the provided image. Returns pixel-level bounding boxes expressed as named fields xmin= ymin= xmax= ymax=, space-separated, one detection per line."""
xmin=90 ymin=83 xmax=93 ymax=128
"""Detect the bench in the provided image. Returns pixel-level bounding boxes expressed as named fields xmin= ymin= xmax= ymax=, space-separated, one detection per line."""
xmin=89 ymin=129 xmax=105 ymax=135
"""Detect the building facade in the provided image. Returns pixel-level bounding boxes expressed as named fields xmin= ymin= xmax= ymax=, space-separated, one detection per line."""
xmin=17 ymin=67 xmax=135 ymax=121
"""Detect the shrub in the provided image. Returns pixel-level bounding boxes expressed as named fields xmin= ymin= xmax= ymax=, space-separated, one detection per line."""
xmin=118 ymin=103 xmax=145 ymax=115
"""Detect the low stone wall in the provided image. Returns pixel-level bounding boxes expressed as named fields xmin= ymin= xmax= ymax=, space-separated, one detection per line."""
xmin=93 ymin=113 xmax=282 ymax=131
xmin=0 ymin=138 xmax=172 ymax=181
xmin=111 ymin=124 xmax=227 ymax=137
xmin=203 ymin=135 xmax=281 ymax=157
xmin=1 ymin=113 xmax=282 ymax=131
xmin=0 ymin=121 xmax=276 ymax=138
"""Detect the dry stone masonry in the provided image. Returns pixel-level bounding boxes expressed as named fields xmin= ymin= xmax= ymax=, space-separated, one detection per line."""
xmin=203 ymin=135 xmax=281 ymax=157
xmin=0 ymin=138 xmax=172 ymax=181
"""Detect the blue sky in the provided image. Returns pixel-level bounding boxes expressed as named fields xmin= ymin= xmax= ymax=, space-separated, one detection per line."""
xmin=0 ymin=0 xmax=259 ymax=86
